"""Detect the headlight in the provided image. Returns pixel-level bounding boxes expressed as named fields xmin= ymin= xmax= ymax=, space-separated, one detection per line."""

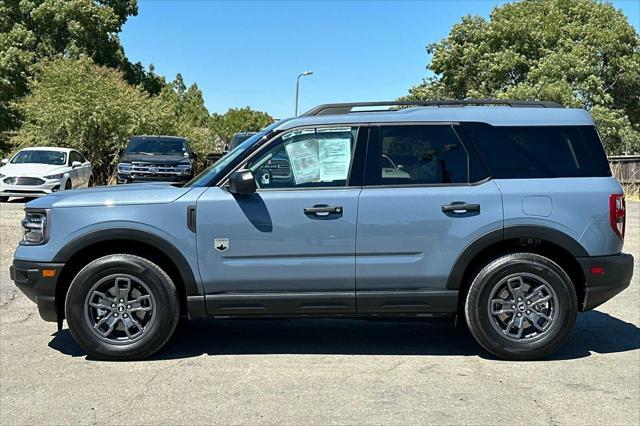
xmin=118 ymin=163 xmax=132 ymax=174
xmin=44 ymin=173 xmax=64 ymax=179
xmin=21 ymin=209 xmax=49 ymax=245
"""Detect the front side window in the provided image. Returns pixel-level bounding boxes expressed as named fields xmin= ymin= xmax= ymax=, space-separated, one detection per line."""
xmin=11 ymin=150 xmax=67 ymax=166
xmin=69 ymin=151 xmax=84 ymax=164
xmin=374 ymin=125 xmax=469 ymax=185
xmin=246 ymin=127 xmax=359 ymax=189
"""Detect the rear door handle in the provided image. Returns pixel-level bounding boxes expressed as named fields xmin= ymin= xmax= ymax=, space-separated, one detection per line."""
xmin=441 ymin=203 xmax=480 ymax=214
xmin=304 ymin=205 xmax=343 ymax=217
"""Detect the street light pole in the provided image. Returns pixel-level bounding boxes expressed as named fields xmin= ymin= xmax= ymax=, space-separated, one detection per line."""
xmin=295 ymin=71 xmax=313 ymax=116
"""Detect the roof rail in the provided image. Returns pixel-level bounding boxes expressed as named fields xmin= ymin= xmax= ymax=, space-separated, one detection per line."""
xmin=301 ymin=100 xmax=563 ymax=116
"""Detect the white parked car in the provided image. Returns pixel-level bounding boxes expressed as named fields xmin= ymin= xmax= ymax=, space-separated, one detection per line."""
xmin=0 ymin=147 xmax=93 ymax=202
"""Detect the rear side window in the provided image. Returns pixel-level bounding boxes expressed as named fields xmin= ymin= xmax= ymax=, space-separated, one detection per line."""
xmin=462 ymin=123 xmax=611 ymax=178
xmin=372 ymin=125 xmax=471 ymax=185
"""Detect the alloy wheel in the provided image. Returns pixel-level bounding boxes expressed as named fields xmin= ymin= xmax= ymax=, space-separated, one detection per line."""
xmin=487 ymin=273 xmax=559 ymax=342
xmin=84 ymin=274 xmax=156 ymax=344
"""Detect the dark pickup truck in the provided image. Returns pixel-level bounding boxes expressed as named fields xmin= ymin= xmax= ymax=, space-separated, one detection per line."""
xmin=117 ymin=135 xmax=196 ymax=184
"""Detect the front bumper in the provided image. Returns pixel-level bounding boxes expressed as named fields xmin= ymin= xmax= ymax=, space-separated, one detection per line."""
xmin=116 ymin=173 xmax=191 ymax=184
xmin=0 ymin=179 xmax=62 ymax=198
xmin=577 ymin=253 xmax=634 ymax=311
xmin=10 ymin=259 xmax=65 ymax=322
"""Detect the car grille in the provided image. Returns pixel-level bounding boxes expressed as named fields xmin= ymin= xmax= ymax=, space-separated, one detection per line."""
xmin=3 ymin=177 xmax=45 ymax=186
xmin=131 ymin=162 xmax=183 ymax=176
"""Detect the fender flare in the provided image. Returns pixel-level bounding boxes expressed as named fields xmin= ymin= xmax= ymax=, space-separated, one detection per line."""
xmin=446 ymin=225 xmax=589 ymax=289
xmin=53 ymin=228 xmax=200 ymax=297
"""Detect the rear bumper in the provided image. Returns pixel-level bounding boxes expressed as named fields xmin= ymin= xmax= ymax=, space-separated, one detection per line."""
xmin=577 ymin=253 xmax=634 ymax=311
xmin=9 ymin=259 xmax=64 ymax=322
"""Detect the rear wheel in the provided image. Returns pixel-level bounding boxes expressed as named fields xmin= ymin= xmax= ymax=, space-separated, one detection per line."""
xmin=465 ymin=253 xmax=577 ymax=360
xmin=65 ymin=254 xmax=180 ymax=360
xmin=64 ymin=179 xmax=72 ymax=190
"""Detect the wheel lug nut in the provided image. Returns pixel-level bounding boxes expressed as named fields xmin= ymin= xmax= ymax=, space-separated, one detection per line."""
xmin=113 ymin=313 xmax=118 ymax=317
xmin=517 ymin=297 xmax=522 ymax=302
xmin=527 ymin=300 xmax=531 ymax=305
xmin=111 ymin=303 xmax=116 ymax=308
xmin=526 ymin=310 xmax=531 ymax=314
xmin=119 ymin=299 xmax=124 ymax=303
xmin=517 ymin=313 xmax=522 ymax=317
xmin=123 ymin=314 xmax=128 ymax=318
xmin=511 ymin=305 xmax=516 ymax=310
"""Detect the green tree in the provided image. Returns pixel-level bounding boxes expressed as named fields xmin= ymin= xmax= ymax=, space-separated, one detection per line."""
xmin=12 ymin=57 xmax=177 ymax=183
xmin=404 ymin=0 xmax=640 ymax=154
xmin=0 ymin=0 xmax=160 ymax=152
xmin=158 ymin=75 xmax=212 ymax=169
xmin=209 ymin=107 xmax=274 ymax=151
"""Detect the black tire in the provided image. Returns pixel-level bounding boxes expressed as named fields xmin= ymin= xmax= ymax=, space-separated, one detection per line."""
xmin=88 ymin=175 xmax=94 ymax=187
xmin=465 ymin=253 xmax=577 ymax=360
xmin=65 ymin=254 xmax=180 ymax=360
xmin=64 ymin=179 xmax=72 ymax=190
xmin=0 ymin=196 xmax=8 ymax=202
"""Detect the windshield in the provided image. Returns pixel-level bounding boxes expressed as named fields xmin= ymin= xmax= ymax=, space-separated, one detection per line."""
xmin=11 ymin=150 xmax=67 ymax=165
xmin=186 ymin=124 xmax=278 ymax=187
xmin=126 ymin=138 xmax=187 ymax=156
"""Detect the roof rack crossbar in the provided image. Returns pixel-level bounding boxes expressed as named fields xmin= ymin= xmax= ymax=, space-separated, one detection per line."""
xmin=301 ymin=100 xmax=563 ymax=116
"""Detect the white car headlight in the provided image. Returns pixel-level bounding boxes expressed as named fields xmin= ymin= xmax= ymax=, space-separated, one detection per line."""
xmin=21 ymin=209 xmax=49 ymax=245
xmin=44 ymin=173 xmax=64 ymax=180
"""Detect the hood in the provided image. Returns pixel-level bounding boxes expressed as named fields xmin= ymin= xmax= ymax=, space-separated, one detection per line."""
xmin=26 ymin=182 xmax=194 ymax=209
xmin=0 ymin=163 xmax=67 ymax=177
xmin=119 ymin=153 xmax=189 ymax=164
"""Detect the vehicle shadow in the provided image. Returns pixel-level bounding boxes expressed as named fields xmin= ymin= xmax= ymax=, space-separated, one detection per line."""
xmin=48 ymin=310 xmax=640 ymax=361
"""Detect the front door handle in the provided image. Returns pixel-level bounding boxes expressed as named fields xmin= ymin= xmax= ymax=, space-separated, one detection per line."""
xmin=304 ymin=205 xmax=343 ymax=217
xmin=441 ymin=202 xmax=480 ymax=214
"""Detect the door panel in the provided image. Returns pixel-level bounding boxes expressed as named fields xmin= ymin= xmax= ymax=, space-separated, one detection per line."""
xmin=356 ymin=182 xmax=503 ymax=292
xmin=355 ymin=124 xmax=503 ymax=313
xmin=196 ymin=186 xmax=360 ymax=315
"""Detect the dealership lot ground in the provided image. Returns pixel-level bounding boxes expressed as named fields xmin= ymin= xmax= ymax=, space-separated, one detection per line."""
xmin=1 ymin=200 xmax=638 ymax=425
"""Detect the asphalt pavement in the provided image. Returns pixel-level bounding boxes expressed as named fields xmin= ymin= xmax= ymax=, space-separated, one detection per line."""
xmin=1 ymin=199 xmax=638 ymax=425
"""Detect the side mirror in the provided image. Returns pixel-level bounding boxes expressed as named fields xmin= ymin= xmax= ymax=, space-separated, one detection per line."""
xmin=228 ymin=169 xmax=256 ymax=195
xmin=1 ymin=158 xmax=8 ymax=165
xmin=71 ymin=161 xmax=82 ymax=168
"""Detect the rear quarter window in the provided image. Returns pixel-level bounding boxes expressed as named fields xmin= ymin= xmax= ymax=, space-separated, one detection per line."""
xmin=461 ymin=123 xmax=611 ymax=178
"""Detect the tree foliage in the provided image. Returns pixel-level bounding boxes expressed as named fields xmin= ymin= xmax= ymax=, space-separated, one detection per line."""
xmin=12 ymin=58 xmax=175 ymax=183
xmin=0 ymin=0 xmax=164 ymax=150
xmin=209 ymin=107 xmax=274 ymax=151
xmin=404 ymin=0 xmax=640 ymax=154
xmin=11 ymin=61 xmax=274 ymax=181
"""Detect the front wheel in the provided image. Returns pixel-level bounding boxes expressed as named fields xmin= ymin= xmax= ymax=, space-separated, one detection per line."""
xmin=65 ymin=254 xmax=180 ymax=360
xmin=465 ymin=253 xmax=577 ymax=360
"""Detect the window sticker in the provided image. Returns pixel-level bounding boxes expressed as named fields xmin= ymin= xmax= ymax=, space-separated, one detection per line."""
xmin=284 ymin=128 xmax=353 ymax=184
xmin=319 ymin=137 xmax=351 ymax=181
xmin=285 ymin=140 xmax=320 ymax=184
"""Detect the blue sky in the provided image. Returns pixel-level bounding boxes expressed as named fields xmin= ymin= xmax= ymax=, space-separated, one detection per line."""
xmin=121 ymin=0 xmax=640 ymax=118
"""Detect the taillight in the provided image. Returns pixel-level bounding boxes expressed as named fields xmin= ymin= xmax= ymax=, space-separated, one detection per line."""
xmin=609 ymin=194 xmax=625 ymax=240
